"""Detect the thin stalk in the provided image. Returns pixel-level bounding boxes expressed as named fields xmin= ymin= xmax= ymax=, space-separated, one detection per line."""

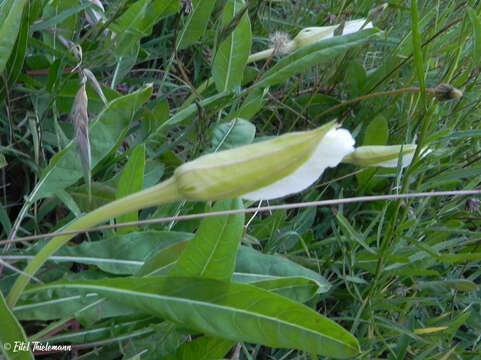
xmin=6 ymin=178 xmax=181 ymax=308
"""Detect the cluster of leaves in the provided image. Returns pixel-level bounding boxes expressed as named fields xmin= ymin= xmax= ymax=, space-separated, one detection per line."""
xmin=1 ymin=0 xmax=481 ymax=359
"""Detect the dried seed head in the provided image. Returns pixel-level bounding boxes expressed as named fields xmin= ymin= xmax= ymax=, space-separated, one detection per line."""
xmin=465 ymin=198 xmax=480 ymax=213
xmin=433 ymin=83 xmax=463 ymax=102
xmin=73 ymin=77 xmax=91 ymax=178
xmin=83 ymin=68 xmax=107 ymax=104
xmin=368 ymin=3 xmax=388 ymax=21
xmin=269 ymin=31 xmax=294 ymax=55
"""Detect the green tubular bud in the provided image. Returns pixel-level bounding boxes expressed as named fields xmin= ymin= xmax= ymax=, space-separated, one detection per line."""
xmin=293 ymin=19 xmax=373 ymax=50
xmin=174 ymin=121 xmax=355 ymax=201
xmin=342 ymin=145 xmax=418 ymax=168
xmin=247 ymin=19 xmax=373 ymax=63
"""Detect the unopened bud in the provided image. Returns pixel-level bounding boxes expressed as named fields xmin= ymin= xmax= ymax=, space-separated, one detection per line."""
xmin=174 ymin=121 xmax=355 ymax=201
xmin=342 ymin=144 xmax=418 ymax=168
xmin=432 ymin=83 xmax=463 ymax=102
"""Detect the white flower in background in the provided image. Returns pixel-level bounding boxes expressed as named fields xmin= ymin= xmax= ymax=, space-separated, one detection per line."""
xmin=248 ymin=19 xmax=373 ymax=63
xmin=174 ymin=121 xmax=355 ymax=201
xmin=85 ymin=0 xmax=105 ymax=26
xmin=342 ymin=144 xmax=420 ymax=168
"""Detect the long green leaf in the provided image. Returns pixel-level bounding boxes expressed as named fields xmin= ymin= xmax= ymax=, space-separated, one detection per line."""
xmin=212 ymin=0 xmax=252 ymax=92
xmin=252 ymin=28 xmax=378 ymax=90
xmin=0 ymin=0 xmax=28 ymax=74
xmin=468 ymin=7 xmax=481 ymax=63
xmin=116 ymin=144 xmax=146 ymax=233
xmin=0 ymin=291 xmax=33 ymax=360
xmin=177 ymin=0 xmax=216 ymax=50
xmin=25 ymin=276 xmax=360 ymax=358
xmin=169 ymin=199 xmax=244 ymax=281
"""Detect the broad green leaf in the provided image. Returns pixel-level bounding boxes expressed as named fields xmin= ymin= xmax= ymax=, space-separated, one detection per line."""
xmin=0 ymin=291 xmax=34 ymax=360
xmin=235 ymin=246 xmax=330 ymax=293
xmin=2 ymin=0 xmax=29 ymax=97
xmin=25 ymin=277 xmax=360 ymax=358
xmin=0 ymin=0 xmax=28 ymax=74
xmin=212 ymin=0 xmax=252 ymax=92
xmin=252 ymin=28 xmax=378 ymax=90
xmin=31 ymin=2 xmax=91 ymax=32
xmin=169 ymin=199 xmax=244 ymax=281
xmin=413 ymin=280 xmax=478 ymax=293
xmin=251 ymin=276 xmax=321 ymax=303
xmin=109 ymin=0 xmax=179 ymax=56
xmin=169 ymin=336 xmax=233 ymax=360
xmin=468 ymin=8 xmax=481 ymax=63
xmin=177 ymin=0 xmax=216 ymax=50
xmin=151 ymin=91 xmax=233 ymax=135
xmin=209 ymin=118 xmax=256 ymax=152
xmin=55 ymin=231 xmax=192 ymax=275
xmin=116 ymin=144 xmax=146 ymax=233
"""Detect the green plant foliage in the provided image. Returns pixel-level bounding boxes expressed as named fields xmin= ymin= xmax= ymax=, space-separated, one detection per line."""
xmin=3 ymin=1 xmax=481 ymax=359
xmin=25 ymin=276 xmax=360 ymax=358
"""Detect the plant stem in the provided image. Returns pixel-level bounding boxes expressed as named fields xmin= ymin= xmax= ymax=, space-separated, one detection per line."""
xmin=6 ymin=177 xmax=181 ymax=308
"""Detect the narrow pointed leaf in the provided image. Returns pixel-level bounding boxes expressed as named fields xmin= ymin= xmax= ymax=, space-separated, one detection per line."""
xmin=177 ymin=0 xmax=216 ymax=49
xmin=212 ymin=0 xmax=252 ymax=92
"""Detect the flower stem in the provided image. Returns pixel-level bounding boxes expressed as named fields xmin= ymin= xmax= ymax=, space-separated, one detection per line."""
xmin=6 ymin=177 xmax=181 ymax=308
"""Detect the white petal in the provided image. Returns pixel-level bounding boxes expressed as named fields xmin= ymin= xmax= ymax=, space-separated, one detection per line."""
xmin=242 ymin=128 xmax=355 ymax=200
xmin=342 ymin=19 xmax=373 ymax=36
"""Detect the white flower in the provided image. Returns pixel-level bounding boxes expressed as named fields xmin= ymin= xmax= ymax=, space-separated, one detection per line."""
xmin=242 ymin=128 xmax=355 ymax=200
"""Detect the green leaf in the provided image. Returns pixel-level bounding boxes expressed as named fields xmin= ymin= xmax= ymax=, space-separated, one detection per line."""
xmin=26 ymin=277 xmax=360 ymax=358
xmin=31 ymin=2 xmax=91 ymax=32
xmin=212 ymin=0 xmax=252 ymax=92
xmin=468 ymin=7 xmax=481 ymax=63
xmin=116 ymin=145 xmax=146 ymax=234
xmin=56 ymin=231 xmax=192 ymax=275
xmin=170 ymin=336 xmax=233 ymax=360
xmin=0 ymin=0 xmax=28 ymax=74
xmin=413 ymin=280 xmax=478 ymax=293
xmin=251 ymin=276 xmax=321 ymax=303
xmin=8 ymin=85 xmax=152 ymax=241
xmin=252 ymin=28 xmax=378 ymax=90
xmin=235 ymin=246 xmax=330 ymax=293
xmin=410 ymin=0 xmax=426 ymax=101
xmin=177 ymin=0 xmax=216 ymax=50
xmin=209 ymin=118 xmax=256 ymax=152
xmin=0 ymin=291 xmax=34 ymax=360
xmin=169 ymin=199 xmax=244 ymax=281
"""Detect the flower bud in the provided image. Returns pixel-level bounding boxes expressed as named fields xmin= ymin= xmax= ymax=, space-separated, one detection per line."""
xmin=174 ymin=121 xmax=355 ymax=201
xmin=293 ymin=19 xmax=373 ymax=49
xmin=342 ymin=144 xmax=418 ymax=168
xmin=432 ymin=83 xmax=463 ymax=102
xmin=248 ymin=19 xmax=373 ymax=63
